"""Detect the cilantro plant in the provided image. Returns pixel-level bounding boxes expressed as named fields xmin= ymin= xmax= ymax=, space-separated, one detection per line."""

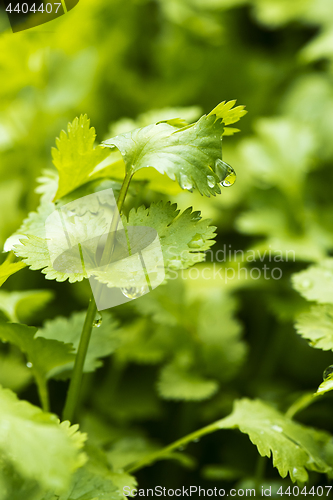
xmin=2 ymin=91 xmax=333 ymax=498
xmin=0 ymin=101 xmax=250 ymax=499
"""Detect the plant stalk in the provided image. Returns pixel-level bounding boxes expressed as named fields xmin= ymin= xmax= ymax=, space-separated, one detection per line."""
xmin=62 ymin=297 xmax=97 ymax=421
xmin=125 ymin=419 xmax=227 ymax=474
xmin=62 ymin=168 xmax=133 ymax=422
xmin=35 ymin=372 xmax=50 ymax=413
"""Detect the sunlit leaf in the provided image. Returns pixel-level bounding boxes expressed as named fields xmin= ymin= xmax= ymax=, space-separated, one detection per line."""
xmin=220 ymin=398 xmax=333 ymax=482
xmin=157 ymin=362 xmax=219 ymax=401
xmin=103 ymin=101 xmax=246 ymax=196
xmin=52 ymin=115 xmax=110 ymax=200
xmin=0 ymin=257 xmax=26 ymax=287
xmin=295 ymin=304 xmax=333 ymax=351
xmin=36 ymin=311 xmax=120 ymax=376
xmin=0 ymin=386 xmax=86 ymax=491
xmin=292 ymin=259 xmax=333 ymax=304
xmin=0 ymin=322 xmax=75 ymax=381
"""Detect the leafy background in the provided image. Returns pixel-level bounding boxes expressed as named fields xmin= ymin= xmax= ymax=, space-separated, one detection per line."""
xmin=1 ymin=0 xmax=333 ymax=497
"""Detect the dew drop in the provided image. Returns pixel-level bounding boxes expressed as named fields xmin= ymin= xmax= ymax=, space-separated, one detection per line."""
xmin=188 ymin=234 xmax=204 ymax=249
xmin=26 ymin=362 xmax=33 ymax=368
xmin=177 ymin=445 xmax=185 ymax=451
xmin=215 ymin=158 xmax=236 ymax=187
xmin=323 ymin=365 xmax=333 ymax=380
xmin=93 ymin=314 xmax=103 ymax=328
xmin=121 ymin=285 xmax=149 ymax=299
xmin=179 ymin=174 xmax=193 ymax=191
xmin=192 ymin=438 xmax=200 ymax=443
xmin=207 ymin=175 xmax=216 ymax=188
xmin=271 ymin=425 xmax=283 ymax=433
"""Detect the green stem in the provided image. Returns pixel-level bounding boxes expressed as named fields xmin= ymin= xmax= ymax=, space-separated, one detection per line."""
xmin=34 ymin=372 xmax=50 ymax=412
xmin=254 ymin=456 xmax=266 ymax=496
xmin=100 ymin=168 xmax=133 ymax=266
xmin=62 ymin=168 xmax=134 ymax=422
xmin=285 ymin=392 xmax=316 ymax=420
xmin=62 ymin=297 xmax=97 ymax=422
xmin=125 ymin=419 xmax=226 ymax=474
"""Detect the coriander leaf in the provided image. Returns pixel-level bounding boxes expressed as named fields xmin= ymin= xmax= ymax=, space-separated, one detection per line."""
xmin=0 ymin=386 xmax=86 ymax=492
xmin=0 ymin=322 xmax=75 ymax=382
xmin=108 ymin=105 xmax=202 ymax=137
xmin=220 ymin=399 xmax=333 ymax=482
xmin=11 ymin=197 xmax=109 ymax=283
xmin=0 ymin=352 xmax=32 ymax=392
xmin=41 ymin=467 xmax=122 ymax=500
xmin=103 ymin=101 xmax=246 ymax=196
xmin=36 ymin=311 xmax=120 ymax=376
xmin=107 ymin=436 xmax=160 ymax=471
xmin=0 ymin=289 xmax=54 ymax=323
xmin=295 ymin=304 xmax=333 ymax=351
xmin=52 ymin=115 xmax=110 ymax=200
xmin=0 ymin=257 xmax=26 ymax=287
xmin=157 ymin=362 xmax=219 ymax=401
xmin=92 ymin=202 xmax=216 ymax=289
xmin=292 ymin=259 xmax=333 ymax=304
xmin=317 ymin=374 xmax=333 ymax=396
xmin=114 ymin=318 xmax=169 ymax=365
xmin=239 ymin=117 xmax=315 ymax=191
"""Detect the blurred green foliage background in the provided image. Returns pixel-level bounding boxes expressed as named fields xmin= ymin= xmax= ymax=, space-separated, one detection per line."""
xmin=1 ymin=0 xmax=333 ymax=494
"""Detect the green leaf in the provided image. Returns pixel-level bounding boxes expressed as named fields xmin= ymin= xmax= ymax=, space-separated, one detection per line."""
xmin=0 ymin=352 xmax=32 ymax=392
xmin=93 ymin=202 xmax=216 ymax=289
xmin=107 ymin=436 xmax=160 ymax=471
xmin=295 ymin=304 xmax=333 ymax=351
xmin=0 ymin=386 xmax=86 ymax=492
xmin=103 ymin=101 xmax=246 ymax=196
xmin=239 ymin=117 xmax=315 ymax=191
xmin=130 ymin=281 xmax=246 ymax=382
xmin=114 ymin=318 xmax=169 ymax=365
xmin=236 ymin=208 xmax=330 ymax=262
xmin=12 ymin=195 xmax=215 ymax=287
xmin=0 ymin=257 xmax=26 ymax=287
xmin=0 ymin=289 xmax=54 ymax=322
xmin=157 ymin=362 xmax=219 ymax=401
xmin=36 ymin=311 xmax=120 ymax=376
xmin=316 ymin=374 xmax=333 ymax=396
xmin=11 ymin=198 xmax=109 ymax=284
xmin=220 ymin=399 xmax=333 ymax=482
xmin=108 ymin=105 xmax=202 ymax=137
xmin=0 ymin=322 xmax=75 ymax=382
xmin=52 ymin=115 xmax=110 ymax=200
xmin=292 ymin=259 xmax=333 ymax=304
xmin=41 ymin=467 xmax=122 ymax=500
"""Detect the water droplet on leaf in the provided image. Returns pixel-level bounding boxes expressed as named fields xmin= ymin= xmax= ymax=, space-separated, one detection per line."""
xmin=179 ymin=174 xmax=193 ymax=191
xmin=188 ymin=234 xmax=204 ymax=249
xmin=191 ymin=211 xmax=201 ymax=221
xmin=26 ymin=362 xmax=33 ymax=368
xmin=215 ymin=158 xmax=236 ymax=187
xmin=323 ymin=365 xmax=333 ymax=380
xmin=207 ymin=175 xmax=216 ymax=188
xmin=271 ymin=425 xmax=283 ymax=433
xmin=121 ymin=285 xmax=149 ymax=299
xmin=192 ymin=438 xmax=200 ymax=443
xmin=93 ymin=314 xmax=103 ymax=328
